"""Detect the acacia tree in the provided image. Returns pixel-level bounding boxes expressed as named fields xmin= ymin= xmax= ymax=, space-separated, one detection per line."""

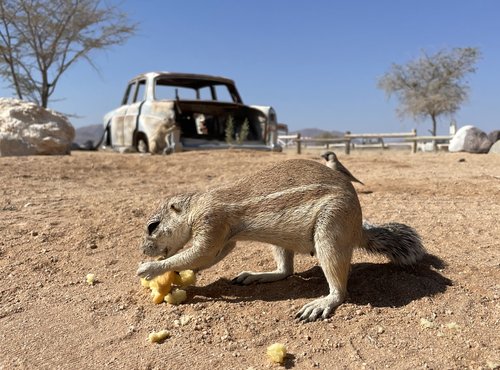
xmin=0 ymin=0 xmax=136 ymax=108
xmin=378 ymin=47 xmax=480 ymax=136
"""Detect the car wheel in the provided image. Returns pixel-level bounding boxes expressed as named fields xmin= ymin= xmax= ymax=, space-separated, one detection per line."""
xmin=136 ymin=134 xmax=149 ymax=153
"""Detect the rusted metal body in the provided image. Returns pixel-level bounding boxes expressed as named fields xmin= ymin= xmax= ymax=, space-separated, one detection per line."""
xmin=102 ymin=72 xmax=282 ymax=153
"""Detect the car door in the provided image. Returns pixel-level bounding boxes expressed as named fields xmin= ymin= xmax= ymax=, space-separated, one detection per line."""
xmin=122 ymin=79 xmax=146 ymax=147
xmin=110 ymin=81 xmax=136 ymax=147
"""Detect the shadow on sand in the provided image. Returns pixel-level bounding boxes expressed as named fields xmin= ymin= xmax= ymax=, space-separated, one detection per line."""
xmin=188 ymin=254 xmax=451 ymax=310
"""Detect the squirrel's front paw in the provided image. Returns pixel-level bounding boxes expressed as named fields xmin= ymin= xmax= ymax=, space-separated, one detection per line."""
xmin=136 ymin=261 xmax=163 ymax=280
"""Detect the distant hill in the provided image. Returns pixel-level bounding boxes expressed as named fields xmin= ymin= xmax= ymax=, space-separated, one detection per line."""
xmin=290 ymin=128 xmax=344 ymax=138
xmin=74 ymin=124 xmax=104 ymax=145
xmin=74 ymin=124 xmax=344 ymax=145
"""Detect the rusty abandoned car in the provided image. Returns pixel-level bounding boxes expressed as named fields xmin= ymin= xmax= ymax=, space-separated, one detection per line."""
xmin=102 ymin=72 xmax=282 ymax=153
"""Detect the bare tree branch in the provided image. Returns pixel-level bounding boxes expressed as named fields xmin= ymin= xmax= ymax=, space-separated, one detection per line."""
xmin=0 ymin=0 xmax=137 ymax=107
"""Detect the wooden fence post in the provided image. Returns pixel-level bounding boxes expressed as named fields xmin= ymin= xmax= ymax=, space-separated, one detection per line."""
xmin=345 ymin=131 xmax=351 ymax=155
xmin=412 ymin=129 xmax=417 ymax=153
xmin=297 ymin=133 xmax=301 ymax=155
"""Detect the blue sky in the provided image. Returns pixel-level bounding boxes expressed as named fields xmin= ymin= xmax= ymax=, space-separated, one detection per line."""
xmin=1 ymin=0 xmax=499 ymax=135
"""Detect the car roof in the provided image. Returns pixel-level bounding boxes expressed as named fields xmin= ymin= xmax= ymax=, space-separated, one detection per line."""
xmin=130 ymin=72 xmax=236 ymax=87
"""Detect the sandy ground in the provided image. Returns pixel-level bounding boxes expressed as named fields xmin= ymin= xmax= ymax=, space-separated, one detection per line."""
xmin=1 ymin=148 xmax=499 ymax=370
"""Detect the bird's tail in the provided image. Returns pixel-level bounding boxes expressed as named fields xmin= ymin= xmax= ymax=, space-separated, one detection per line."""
xmin=359 ymin=221 xmax=426 ymax=265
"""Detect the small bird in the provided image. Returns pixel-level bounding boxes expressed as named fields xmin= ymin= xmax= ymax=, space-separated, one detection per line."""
xmin=320 ymin=151 xmax=364 ymax=185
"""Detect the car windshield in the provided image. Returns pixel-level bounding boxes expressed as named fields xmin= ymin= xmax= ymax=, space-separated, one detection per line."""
xmin=154 ymin=77 xmax=238 ymax=103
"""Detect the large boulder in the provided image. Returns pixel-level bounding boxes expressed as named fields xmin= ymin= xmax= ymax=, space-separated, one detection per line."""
xmin=488 ymin=130 xmax=500 ymax=144
xmin=0 ymin=98 xmax=74 ymax=156
xmin=448 ymin=125 xmax=492 ymax=153
xmin=489 ymin=140 xmax=500 ymax=154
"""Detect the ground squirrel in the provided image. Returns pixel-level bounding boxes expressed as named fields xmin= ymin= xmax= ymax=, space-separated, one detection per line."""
xmin=137 ymin=159 xmax=425 ymax=321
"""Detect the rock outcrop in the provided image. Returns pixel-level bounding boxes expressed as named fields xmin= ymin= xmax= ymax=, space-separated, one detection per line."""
xmin=0 ymin=98 xmax=74 ymax=156
xmin=487 ymin=130 xmax=500 ymax=144
xmin=448 ymin=125 xmax=492 ymax=153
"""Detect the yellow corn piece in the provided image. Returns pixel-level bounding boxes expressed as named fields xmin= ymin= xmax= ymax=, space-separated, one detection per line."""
xmin=140 ymin=278 xmax=150 ymax=288
xmin=86 ymin=273 xmax=95 ymax=285
xmin=165 ymin=289 xmax=187 ymax=305
xmin=151 ymin=290 xmax=165 ymax=304
xmin=173 ymin=272 xmax=183 ymax=286
xmin=139 ymin=270 xmax=195 ymax=304
xmin=267 ymin=343 xmax=287 ymax=364
xmin=148 ymin=330 xmax=170 ymax=343
xmin=178 ymin=270 xmax=196 ymax=286
xmin=151 ymin=271 xmax=176 ymax=295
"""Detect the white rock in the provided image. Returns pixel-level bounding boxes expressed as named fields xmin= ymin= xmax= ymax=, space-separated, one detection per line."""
xmin=0 ymin=98 xmax=74 ymax=156
xmin=489 ymin=140 xmax=500 ymax=154
xmin=449 ymin=125 xmax=492 ymax=153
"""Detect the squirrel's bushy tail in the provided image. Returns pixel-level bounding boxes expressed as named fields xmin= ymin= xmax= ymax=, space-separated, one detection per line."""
xmin=359 ymin=221 xmax=426 ymax=265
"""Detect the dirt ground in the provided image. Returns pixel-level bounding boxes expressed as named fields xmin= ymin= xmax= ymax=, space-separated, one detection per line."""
xmin=1 ymin=148 xmax=499 ymax=369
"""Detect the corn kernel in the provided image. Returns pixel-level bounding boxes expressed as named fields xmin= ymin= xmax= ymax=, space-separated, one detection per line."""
xmin=148 ymin=330 xmax=170 ymax=343
xmin=165 ymin=289 xmax=187 ymax=305
xmin=86 ymin=273 xmax=95 ymax=285
xmin=178 ymin=270 xmax=196 ymax=286
xmin=267 ymin=343 xmax=287 ymax=363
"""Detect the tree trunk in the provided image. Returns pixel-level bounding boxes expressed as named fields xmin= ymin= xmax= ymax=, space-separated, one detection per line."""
xmin=41 ymin=89 xmax=49 ymax=108
xmin=40 ymin=73 xmax=49 ymax=108
xmin=431 ymin=114 xmax=437 ymax=136
xmin=431 ymin=114 xmax=437 ymax=152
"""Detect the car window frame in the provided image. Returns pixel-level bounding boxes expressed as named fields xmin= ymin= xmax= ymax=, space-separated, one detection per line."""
xmin=133 ymin=79 xmax=147 ymax=103
xmin=121 ymin=81 xmax=137 ymax=106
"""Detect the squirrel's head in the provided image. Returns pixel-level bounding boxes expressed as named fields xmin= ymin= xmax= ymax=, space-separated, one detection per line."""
xmin=140 ymin=194 xmax=193 ymax=257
